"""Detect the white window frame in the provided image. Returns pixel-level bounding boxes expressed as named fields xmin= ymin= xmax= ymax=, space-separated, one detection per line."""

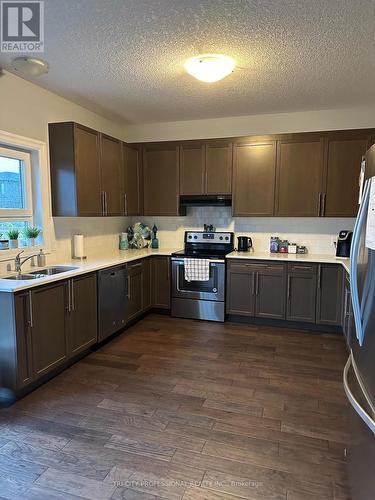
xmin=0 ymin=146 xmax=33 ymax=219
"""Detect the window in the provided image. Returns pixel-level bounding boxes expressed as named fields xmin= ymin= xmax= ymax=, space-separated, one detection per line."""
xmin=0 ymin=146 xmax=33 ymax=241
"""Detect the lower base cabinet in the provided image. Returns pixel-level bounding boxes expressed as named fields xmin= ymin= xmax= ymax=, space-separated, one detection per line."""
xmin=152 ymin=256 xmax=171 ymax=309
xmin=226 ymin=261 xmax=286 ymax=319
xmin=127 ymin=260 xmax=144 ymax=322
xmin=286 ymin=263 xmax=317 ymax=323
xmin=227 ymin=259 xmax=344 ymax=328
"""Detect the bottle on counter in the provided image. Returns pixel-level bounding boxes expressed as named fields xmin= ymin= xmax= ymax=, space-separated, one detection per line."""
xmin=37 ymin=249 xmax=46 ymax=267
xmin=288 ymin=243 xmax=297 ymax=254
xmin=279 ymin=240 xmax=289 ymax=253
xmin=270 ymin=236 xmax=279 ymax=253
xmin=119 ymin=232 xmax=129 ymax=250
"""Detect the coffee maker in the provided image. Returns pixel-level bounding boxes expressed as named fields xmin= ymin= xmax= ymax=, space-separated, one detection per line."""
xmin=336 ymin=230 xmax=353 ymax=258
xmin=237 ymin=236 xmax=253 ymax=252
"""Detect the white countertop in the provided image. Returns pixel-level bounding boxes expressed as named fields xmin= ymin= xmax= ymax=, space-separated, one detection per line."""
xmin=0 ymin=247 xmax=350 ymax=293
xmin=0 ymin=248 xmax=180 ymax=293
xmin=227 ymin=251 xmax=350 ymax=274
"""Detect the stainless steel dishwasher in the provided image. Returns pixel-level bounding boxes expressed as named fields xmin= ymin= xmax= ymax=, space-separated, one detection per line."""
xmin=98 ymin=264 xmax=128 ymax=341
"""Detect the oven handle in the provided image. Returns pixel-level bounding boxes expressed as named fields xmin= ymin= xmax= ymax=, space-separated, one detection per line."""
xmin=171 ymin=257 xmax=225 ymax=264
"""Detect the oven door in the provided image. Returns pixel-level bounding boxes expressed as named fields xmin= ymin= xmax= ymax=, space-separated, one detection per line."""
xmin=171 ymin=258 xmax=225 ymax=301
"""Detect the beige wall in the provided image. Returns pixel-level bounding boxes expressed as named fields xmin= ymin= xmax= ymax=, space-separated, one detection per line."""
xmin=125 ymin=106 xmax=375 ymax=142
xmin=0 ymin=71 xmax=125 ymax=143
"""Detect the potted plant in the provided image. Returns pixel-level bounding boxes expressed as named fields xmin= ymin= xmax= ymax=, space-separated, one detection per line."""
xmin=24 ymin=226 xmax=41 ymax=246
xmin=7 ymin=229 xmax=19 ymax=249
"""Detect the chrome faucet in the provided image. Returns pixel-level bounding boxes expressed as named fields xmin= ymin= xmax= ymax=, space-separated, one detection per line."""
xmin=14 ymin=250 xmax=41 ymax=273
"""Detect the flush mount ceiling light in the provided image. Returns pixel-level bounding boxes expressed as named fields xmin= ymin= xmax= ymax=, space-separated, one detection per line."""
xmin=184 ymin=54 xmax=235 ymax=83
xmin=11 ymin=57 xmax=49 ymax=77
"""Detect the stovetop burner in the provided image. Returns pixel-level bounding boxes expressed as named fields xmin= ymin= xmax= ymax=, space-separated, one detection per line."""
xmin=171 ymin=231 xmax=234 ymax=260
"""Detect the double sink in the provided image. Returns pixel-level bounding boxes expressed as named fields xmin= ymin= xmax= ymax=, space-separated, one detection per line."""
xmin=4 ymin=266 xmax=78 ymax=280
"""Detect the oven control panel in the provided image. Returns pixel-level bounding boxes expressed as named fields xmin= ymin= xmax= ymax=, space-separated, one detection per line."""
xmin=185 ymin=232 xmax=233 ymax=244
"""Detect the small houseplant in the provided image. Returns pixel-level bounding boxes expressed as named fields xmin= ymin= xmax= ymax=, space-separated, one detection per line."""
xmin=7 ymin=229 xmax=19 ymax=249
xmin=24 ymin=226 xmax=41 ymax=246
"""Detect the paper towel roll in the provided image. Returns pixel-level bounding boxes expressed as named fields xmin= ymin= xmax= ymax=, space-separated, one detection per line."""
xmin=73 ymin=234 xmax=85 ymax=258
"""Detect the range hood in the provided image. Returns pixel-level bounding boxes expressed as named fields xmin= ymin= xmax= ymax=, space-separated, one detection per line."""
xmin=180 ymin=195 xmax=232 ymax=207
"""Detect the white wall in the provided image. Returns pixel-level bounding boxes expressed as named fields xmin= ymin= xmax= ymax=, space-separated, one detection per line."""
xmin=125 ymin=106 xmax=375 ymax=142
xmin=0 ymin=71 xmax=128 ymax=263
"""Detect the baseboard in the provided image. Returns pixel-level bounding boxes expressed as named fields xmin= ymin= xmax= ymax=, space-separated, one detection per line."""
xmin=226 ymin=314 xmax=343 ymax=333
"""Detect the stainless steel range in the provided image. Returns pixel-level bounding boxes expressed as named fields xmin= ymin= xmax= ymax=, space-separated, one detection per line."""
xmin=171 ymin=231 xmax=234 ymax=322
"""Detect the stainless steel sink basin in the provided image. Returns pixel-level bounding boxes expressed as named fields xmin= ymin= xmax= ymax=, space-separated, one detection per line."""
xmin=29 ymin=266 xmax=78 ymax=277
xmin=4 ymin=274 xmax=40 ymax=280
xmin=3 ymin=266 xmax=79 ymax=281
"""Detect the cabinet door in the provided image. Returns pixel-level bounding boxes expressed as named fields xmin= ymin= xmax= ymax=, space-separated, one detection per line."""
xmin=180 ymin=143 xmax=205 ymax=195
xmin=233 ymin=142 xmax=276 ymax=216
xmin=206 ymin=142 xmax=232 ymax=195
xmin=323 ymin=135 xmax=371 ymax=217
xmin=68 ymin=274 xmax=97 ymax=356
xmin=14 ymin=292 xmax=33 ymax=387
xmin=316 ymin=265 xmax=344 ymax=325
xmin=226 ymin=262 xmax=255 ymax=316
xmin=275 ymin=139 xmax=324 ymax=216
xmin=127 ymin=261 xmax=143 ymax=321
xmin=98 ymin=266 xmax=127 ymax=340
xmin=143 ymin=145 xmax=180 ymax=215
xmin=31 ymin=282 xmax=68 ymax=378
xmin=287 ymin=264 xmax=317 ymax=323
xmin=123 ymin=143 xmax=142 ymax=216
xmin=74 ymin=124 xmax=102 ymax=216
xmin=142 ymin=258 xmax=152 ymax=312
xmin=255 ymin=264 xmax=286 ymax=319
xmin=152 ymin=256 xmax=171 ymax=309
xmin=100 ymin=134 xmax=122 ymax=216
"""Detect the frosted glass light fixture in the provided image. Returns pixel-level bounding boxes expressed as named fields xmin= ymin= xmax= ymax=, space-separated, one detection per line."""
xmin=185 ymin=54 xmax=235 ymax=83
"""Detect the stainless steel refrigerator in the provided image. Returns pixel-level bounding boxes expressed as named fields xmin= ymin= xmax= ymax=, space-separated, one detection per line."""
xmin=344 ymin=145 xmax=375 ymax=499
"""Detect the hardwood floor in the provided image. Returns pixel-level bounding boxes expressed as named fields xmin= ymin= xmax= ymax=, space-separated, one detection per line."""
xmin=0 ymin=315 xmax=351 ymax=499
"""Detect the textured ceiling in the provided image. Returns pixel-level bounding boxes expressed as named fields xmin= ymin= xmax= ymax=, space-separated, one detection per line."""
xmin=1 ymin=0 xmax=375 ymax=124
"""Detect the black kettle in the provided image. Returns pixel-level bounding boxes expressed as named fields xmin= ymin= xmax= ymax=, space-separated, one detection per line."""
xmin=237 ymin=236 xmax=253 ymax=252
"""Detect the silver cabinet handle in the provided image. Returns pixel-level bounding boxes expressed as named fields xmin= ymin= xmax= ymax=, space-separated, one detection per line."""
xmin=127 ymin=275 xmax=131 ymax=299
xmin=317 ymin=265 xmax=322 ymax=289
xmin=321 ymin=193 xmax=326 ymax=216
xmin=252 ymin=272 xmax=256 ymax=295
xmin=318 ymin=192 xmax=322 ymax=216
xmin=101 ymin=191 xmax=105 ymax=216
xmin=67 ymin=281 xmax=71 ymax=312
xmin=28 ymin=290 xmax=33 ymax=328
xmin=71 ymin=280 xmax=75 ymax=312
xmin=343 ymin=354 xmax=375 ymax=434
xmin=104 ymin=191 xmax=108 ymax=215
xmin=255 ymin=272 xmax=259 ymax=295
xmin=128 ymin=262 xmax=142 ymax=270
xmin=287 ymin=275 xmax=291 ymax=299
xmin=124 ymin=193 xmax=128 ymax=215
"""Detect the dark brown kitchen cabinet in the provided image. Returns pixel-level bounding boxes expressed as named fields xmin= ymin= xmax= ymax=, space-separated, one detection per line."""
xmin=316 ymin=264 xmax=344 ymax=326
xmin=143 ymin=144 xmax=181 ymax=215
xmin=127 ymin=260 xmax=143 ymax=322
xmin=255 ymin=263 xmax=286 ymax=319
xmin=180 ymin=143 xmax=205 ymax=195
xmin=30 ymin=282 xmax=68 ymax=378
xmin=180 ymin=141 xmax=232 ymax=196
xmin=227 ymin=261 xmax=286 ymax=320
xmin=123 ymin=143 xmax=142 ymax=216
xmin=322 ymin=132 xmax=372 ymax=217
xmin=100 ymin=134 xmax=123 ymax=216
xmin=142 ymin=258 xmax=152 ymax=311
xmin=152 ymin=256 xmax=171 ymax=309
xmin=14 ymin=292 xmax=33 ymax=387
xmin=233 ymin=142 xmax=276 ymax=216
xmin=67 ymin=274 xmax=97 ymax=356
xmin=286 ymin=263 xmax=317 ymax=323
xmin=49 ymin=122 xmax=102 ymax=216
xmin=275 ymin=138 xmax=324 ymax=216
xmin=226 ymin=262 xmax=255 ymax=316
xmin=206 ymin=141 xmax=232 ymax=195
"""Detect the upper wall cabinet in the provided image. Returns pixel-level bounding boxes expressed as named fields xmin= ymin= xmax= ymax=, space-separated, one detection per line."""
xmin=143 ymin=143 xmax=182 ymax=216
xmin=322 ymin=131 xmax=373 ymax=217
xmin=100 ymin=134 xmax=123 ymax=216
xmin=49 ymin=122 xmax=123 ymax=217
xmin=275 ymin=137 xmax=324 ymax=217
xmin=122 ymin=143 xmax=142 ymax=216
xmin=180 ymin=141 xmax=232 ymax=196
xmin=233 ymin=142 xmax=276 ymax=216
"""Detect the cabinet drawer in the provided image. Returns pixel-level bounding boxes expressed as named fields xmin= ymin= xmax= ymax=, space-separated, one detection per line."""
xmin=288 ymin=263 xmax=317 ymax=274
xmin=228 ymin=260 xmax=285 ymax=273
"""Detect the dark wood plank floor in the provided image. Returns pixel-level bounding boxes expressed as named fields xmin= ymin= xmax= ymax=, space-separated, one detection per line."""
xmin=0 ymin=315 xmax=351 ymax=499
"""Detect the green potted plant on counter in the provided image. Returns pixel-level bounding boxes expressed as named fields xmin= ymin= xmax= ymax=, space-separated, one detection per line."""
xmin=7 ymin=229 xmax=19 ymax=249
xmin=24 ymin=226 xmax=41 ymax=247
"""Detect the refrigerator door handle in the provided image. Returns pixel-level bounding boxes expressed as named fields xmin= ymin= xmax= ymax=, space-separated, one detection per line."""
xmin=350 ymin=179 xmax=371 ymax=346
xmin=343 ymin=353 xmax=375 ymax=434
